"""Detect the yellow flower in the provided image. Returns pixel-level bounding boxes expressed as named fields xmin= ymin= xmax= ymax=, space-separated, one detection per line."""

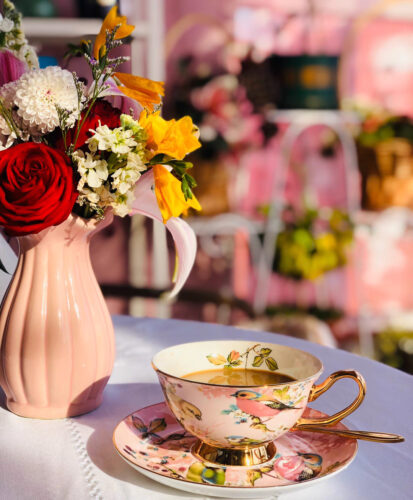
xmin=153 ymin=165 xmax=201 ymax=222
xmin=139 ymin=111 xmax=201 ymax=160
xmin=114 ymin=72 xmax=164 ymax=111
xmin=93 ymin=6 xmax=135 ymax=59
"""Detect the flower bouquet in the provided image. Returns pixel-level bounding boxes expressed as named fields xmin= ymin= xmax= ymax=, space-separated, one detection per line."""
xmin=0 ymin=3 xmax=201 ymax=418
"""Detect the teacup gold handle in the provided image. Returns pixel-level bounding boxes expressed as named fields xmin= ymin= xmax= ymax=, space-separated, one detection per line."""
xmin=294 ymin=370 xmax=366 ymax=428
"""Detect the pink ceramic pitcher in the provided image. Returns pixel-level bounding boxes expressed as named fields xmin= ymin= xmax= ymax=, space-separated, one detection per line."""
xmin=0 ymin=213 xmax=115 ymax=418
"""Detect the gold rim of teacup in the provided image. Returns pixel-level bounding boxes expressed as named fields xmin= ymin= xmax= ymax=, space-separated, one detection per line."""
xmin=151 ymin=340 xmax=324 ymax=388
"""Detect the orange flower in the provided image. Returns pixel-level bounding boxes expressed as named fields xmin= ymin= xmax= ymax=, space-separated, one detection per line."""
xmin=114 ymin=72 xmax=164 ymax=111
xmin=139 ymin=111 xmax=201 ymax=160
xmin=93 ymin=6 xmax=135 ymax=60
xmin=153 ymin=165 xmax=201 ymax=222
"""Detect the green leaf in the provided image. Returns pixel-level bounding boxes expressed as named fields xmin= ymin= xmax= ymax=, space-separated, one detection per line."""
xmin=172 ymin=160 xmax=193 ymax=170
xmin=273 ymin=386 xmax=289 ymax=399
xmin=265 ymin=357 xmax=278 ymax=371
xmin=246 ymin=470 xmax=262 ymax=486
xmin=230 ymin=359 xmax=242 ymax=367
xmin=250 ymin=421 xmax=271 ymax=432
xmin=260 ymin=466 xmax=273 ymax=473
xmin=184 ymin=173 xmax=197 ymax=187
xmin=181 ymin=175 xmax=195 ymax=201
xmin=150 ymin=153 xmax=173 ymax=164
xmin=171 ymin=163 xmax=187 ymax=176
xmin=252 ymin=355 xmax=264 ymax=367
xmin=207 ymin=354 xmax=227 ymax=365
xmin=259 ymin=347 xmax=272 ymax=357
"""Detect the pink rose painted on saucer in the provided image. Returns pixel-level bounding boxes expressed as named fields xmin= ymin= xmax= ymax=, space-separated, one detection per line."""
xmin=273 ymin=453 xmax=322 ymax=481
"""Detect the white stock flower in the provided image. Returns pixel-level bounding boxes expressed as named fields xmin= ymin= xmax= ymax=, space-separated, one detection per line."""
xmin=80 ymin=188 xmax=100 ymax=204
xmin=112 ymin=190 xmax=135 ymax=217
xmin=0 ymin=15 xmax=14 ymax=33
xmin=126 ymin=151 xmax=145 ymax=170
xmin=87 ymin=125 xmax=137 ymax=155
xmin=13 ymin=67 xmax=80 ymax=135
xmin=19 ymin=45 xmax=39 ymax=69
xmin=0 ymin=83 xmax=15 ymax=138
xmin=111 ymin=153 xmax=146 ymax=195
xmin=112 ymin=168 xmax=139 ymax=194
xmin=73 ymin=150 xmax=108 ymax=190
xmin=112 ymin=201 xmax=131 ymax=217
xmin=95 ymin=185 xmax=114 ymax=205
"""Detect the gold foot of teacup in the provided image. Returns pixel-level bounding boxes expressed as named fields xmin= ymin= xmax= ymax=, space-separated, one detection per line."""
xmin=193 ymin=440 xmax=276 ymax=466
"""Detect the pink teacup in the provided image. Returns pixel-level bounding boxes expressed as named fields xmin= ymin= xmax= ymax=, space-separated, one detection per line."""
xmin=152 ymin=340 xmax=366 ymax=466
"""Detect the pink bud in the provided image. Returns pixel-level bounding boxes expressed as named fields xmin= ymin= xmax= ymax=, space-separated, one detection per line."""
xmin=230 ymin=350 xmax=240 ymax=361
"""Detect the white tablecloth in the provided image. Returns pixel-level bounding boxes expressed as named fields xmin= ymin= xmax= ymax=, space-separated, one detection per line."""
xmin=0 ymin=316 xmax=412 ymax=500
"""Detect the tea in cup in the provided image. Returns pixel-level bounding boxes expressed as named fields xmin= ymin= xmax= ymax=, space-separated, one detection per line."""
xmin=152 ymin=340 xmax=366 ymax=466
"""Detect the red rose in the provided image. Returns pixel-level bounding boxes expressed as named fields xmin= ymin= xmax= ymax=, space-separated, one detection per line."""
xmin=57 ymin=99 xmax=122 ymax=150
xmin=0 ymin=142 xmax=78 ymax=236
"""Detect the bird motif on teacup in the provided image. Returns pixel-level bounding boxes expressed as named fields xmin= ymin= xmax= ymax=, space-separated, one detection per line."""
xmin=163 ymin=383 xmax=202 ymax=422
xmin=231 ymin=390 xmax=300 ymax=419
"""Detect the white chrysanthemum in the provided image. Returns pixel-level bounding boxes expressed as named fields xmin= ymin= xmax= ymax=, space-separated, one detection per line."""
xmin=13 ymin=67 xmax=80 ymax=135
xmin=87 ymin=125 xmax=137 ymax=155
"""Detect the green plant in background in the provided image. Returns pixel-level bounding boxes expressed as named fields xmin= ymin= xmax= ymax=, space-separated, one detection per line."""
xmin=375 ymin=330 xmax=413 ymax=374
xmin=357 ymin=116 xmax=413 ymax=147
xmin=268 ymin=206 xmax=354 ymax=281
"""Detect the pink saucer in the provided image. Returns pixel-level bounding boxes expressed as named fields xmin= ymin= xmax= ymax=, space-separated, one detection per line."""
xmin=113 ymin=402 xmax=358 ymax=499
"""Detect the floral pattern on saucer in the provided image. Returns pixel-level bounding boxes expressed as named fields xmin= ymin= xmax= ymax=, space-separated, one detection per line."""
xmin=113 ymin=402 xmax=357 ymax=489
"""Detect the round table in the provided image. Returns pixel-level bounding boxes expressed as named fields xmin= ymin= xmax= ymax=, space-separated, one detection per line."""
xmin=0 ymin=316 xmax=411 ymax=499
